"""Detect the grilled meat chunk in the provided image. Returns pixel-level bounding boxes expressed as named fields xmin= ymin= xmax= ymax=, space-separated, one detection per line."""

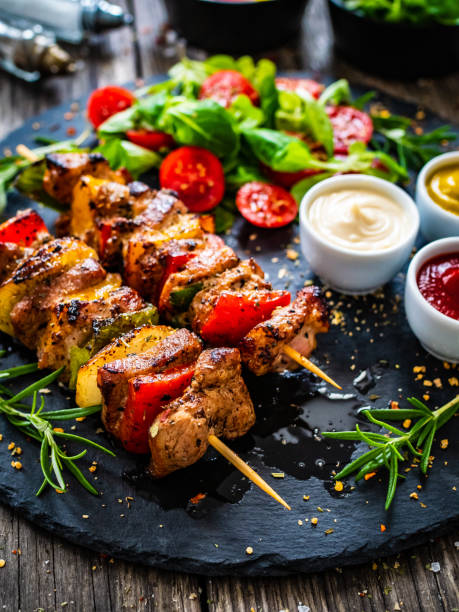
xmin=190 ymin=259 xmax=270 ymax=336
xmin=99 ymin=328 xmax=202 ymax=435
xmin=0 ymin=243 xmax=32 ymax=284
xmin=123 ymin=237 xmax=202 ymax=301
xmin=238 ymin=286 xmax=329 ymax=376
xmin=10 ymin=257 xmax=106 ymax=349
xmin=37 ymin=286 xmax=144 ymax=374
xmin=43 ymin=153 xmax=126 ymax=204
xmin=149 ymin=347 xmax=255 ymax=478
xmin=159 ymin=234 xmax=239 ymax=318
xmin=0 ymin=238 xmax=98 ymax=337
xmin=133 ymin=188 xmax=188 ymax=228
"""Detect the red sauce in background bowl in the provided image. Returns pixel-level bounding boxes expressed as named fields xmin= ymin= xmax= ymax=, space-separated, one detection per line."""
xmin=417 ymin=252 xmax=459 ymax=321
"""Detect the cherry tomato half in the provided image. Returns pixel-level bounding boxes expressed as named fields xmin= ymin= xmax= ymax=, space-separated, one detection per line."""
xmin=199 ymin=70 xmax=260 ymax=108
xmin=126 ymin=129 xmax=175 ymax=151
xmin=326 ymin=105 xmax=373 ymax=154
xmin=236 ymin=181 xmax=298 ymax=229
xmin=275 ymin=77 xmax=324 ymax=100
xmin=159 ymin=146 xmax=225 ymax=212
xmin=87 ymin=86 xmax=135 ymax=128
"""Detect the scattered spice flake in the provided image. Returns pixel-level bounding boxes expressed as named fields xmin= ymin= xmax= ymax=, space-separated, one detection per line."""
xmin=0 ymin=560 xmax=5 ymax=568
xmin=317 ymin=506 xmax=324 ymax=512
xmin=311 ymin=517 xmax=318 ymax=526
xmin=433 ymin=378 xmax=442 ymax=388
xmin=53 ymin=427 xmax=64 ymax=433
xmin=82 ymin=514 xmax=89 ymax=519
xmin=39 ymin=388 xmax=51 ymax=394
xmin=271 ymin=472 xmax=285 ymax=478
xmin=245 ymin=546 xmax=253 ymax=555
xmin=423 ymin=380 xmax=433 ymax=387
xmin=448 ymin=377 xmax=459 ymax=387
xmin=334 ymin=481 xmax=344 ymax=492
xmin=66 ymin=127 xmax=76 ymax=137
xmin=372 ymin=562 xmax=378 ymax=570
xmin=423 ymin=394 xmax=430 ymax=401
xmin=324 ymin=528 xmax=334 ymax=535
xmin=390 ymin=401 xmax=400 ymax=410
xmin=440 ymin=439 xmax=449 ymax=450
xmin=89 ymin=466 xmax=97 ymax=473
xmin=420 ymin=502 xmax=427 ymax=508
xmin=12 ymin=447 xmax=22 ymax=456
xmin=298 ymin=519 xmax=303 ymax=526
xmin=364 ymin=472 xmax=376 ymax=481
xmin=277 ymin=267 xmax=287 ymax=279
xmin=7 ymin=442 xmax=15 ymax=451
xmin=75 ymin=416 xmax=86 ymax=422
xmin=303 ymin=495 xmax=310 ymax=501
xmin=286 ymin=248 xmax=298 ymax=261
xmin=380 ymin=524 xmax=387 ymax=532
xmin=403 ymin=419 xmax=412 ymax=429
xmin=413 ymin=365 xmax=426 ymax=373
xmin=189 ymin=492 xmax=206 ymax=504
xmin=11 ymin=461 xmax=22 ymax=470
xmin=0 ymin=434 xmax=3 ymax=441
xmin=331 ymin=310 xmax=344 ymax=325
xmin=410 ymin=492 xmax=419 ymax=500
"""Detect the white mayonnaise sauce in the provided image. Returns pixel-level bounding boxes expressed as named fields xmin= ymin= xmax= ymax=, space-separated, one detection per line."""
xmin=308 ymin=188 xmax=409 ymax=251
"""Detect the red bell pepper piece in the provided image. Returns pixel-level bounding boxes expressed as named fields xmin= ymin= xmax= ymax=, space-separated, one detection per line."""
xmin=0 ymin=210 xmax=49 ymax=247
xmin=98 ymin=221 xmax=113 ymax=258
xmin=159 ymin=251 xmax=197 ymax=293
xmin=120 ymin=364 xmax=195 ymax=453
xmin=199 ymin=290 xmax=291 ymax=346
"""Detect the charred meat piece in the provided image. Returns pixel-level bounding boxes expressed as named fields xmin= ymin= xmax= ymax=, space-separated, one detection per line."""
xmin=99 ymin=328 xmax=202 ymax=435
xmin=10 ymin=257 xmax=107 ymax=349
xmin=190 ymin=259 xmax=271 ymax=336
xmin=123 ymin=237 xmax=203 ymax=302
xmin=238 ymin=286 xmax=329 ymax=376
xmin=159 ymin=234 xmax=239 ymax=319
xmin=132 ymin=188 xmax=188 ymax=229
xmin=37 ymin=286 xmax=145 ymax=374
xmin=43 ymin=153 xmax=126 ymax=204
xmin=149 ymin=347 xmax=255 ymax=478
xmin=0 ymin=243 xmax=33 ymax=284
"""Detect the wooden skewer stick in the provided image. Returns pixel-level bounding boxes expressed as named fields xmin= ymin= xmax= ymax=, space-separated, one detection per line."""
xmin=16 ymin=144 xmax=39 ymax=163
xmin=208 ymin=434 xmax=291 ymax=511
xmin=282 ymin=345 xmax=342 ymax=390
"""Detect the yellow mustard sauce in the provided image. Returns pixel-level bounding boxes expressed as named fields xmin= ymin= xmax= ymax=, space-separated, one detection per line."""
xmin=427 ymin=164 xmax=459 ymax=215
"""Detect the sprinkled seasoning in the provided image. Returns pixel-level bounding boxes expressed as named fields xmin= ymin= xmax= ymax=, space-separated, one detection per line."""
xmin=245 ymin=546 xmax=253 ymax=555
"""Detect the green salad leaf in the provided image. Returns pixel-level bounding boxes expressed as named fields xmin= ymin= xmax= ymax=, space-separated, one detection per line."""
xmin=242 ymin=128 xmax=312 ymax=172
xmin=319 ymin=79 xmax=352 ymax=107
xmin=343 ymin=0 xmax=459 ymax=25
xmin=95 ymin=138 xmax=161 ymax=178
xmin=0 ymin=157 xmax=22 ymax=212
xmin=158 ymin=99 xmax=239 ymax=158
xmin=371 ymin=114 xmax=456 ymax=171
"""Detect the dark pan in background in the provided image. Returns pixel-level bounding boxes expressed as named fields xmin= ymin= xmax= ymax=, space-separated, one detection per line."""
xmin=164 ymin=0 xmax=309 ymax=53
xmin=328 ymin=0 xmax=459 ymax=79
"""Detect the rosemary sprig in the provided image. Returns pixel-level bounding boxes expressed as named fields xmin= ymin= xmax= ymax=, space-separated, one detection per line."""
xmin=0 ymin=362 xmax=114 ymax=496
xmin=322 ymin=395 xmax=459 ymax=510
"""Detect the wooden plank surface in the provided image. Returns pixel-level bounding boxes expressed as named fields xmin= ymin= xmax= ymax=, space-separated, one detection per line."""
xmin=0 ymin=0 xmax=458 ymax=610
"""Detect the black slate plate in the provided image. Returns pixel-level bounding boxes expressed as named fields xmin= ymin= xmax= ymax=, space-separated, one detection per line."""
xmin=0 ymin=76 xmax=458 ymax=576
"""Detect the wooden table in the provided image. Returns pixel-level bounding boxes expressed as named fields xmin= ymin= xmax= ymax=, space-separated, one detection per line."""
xmin=0 ymin=0 xmax=458 ymax=609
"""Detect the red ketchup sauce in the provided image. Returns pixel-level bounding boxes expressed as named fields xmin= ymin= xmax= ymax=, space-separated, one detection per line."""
xmin=417 ymin=252 xmax=459 ymax=321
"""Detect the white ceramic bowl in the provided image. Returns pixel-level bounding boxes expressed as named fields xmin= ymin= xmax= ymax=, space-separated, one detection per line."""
xmin=405 ymin=237 xmax=459 ymax=363
xmin=299 ymin=175 xmax=420 ymax=294
xmin=416 ymin=151 xmax=459 ymax=242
